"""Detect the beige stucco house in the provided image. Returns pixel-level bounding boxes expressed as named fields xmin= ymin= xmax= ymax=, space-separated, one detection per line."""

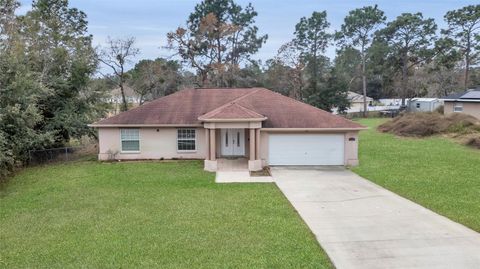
xmin=348 ymin=91 xmax=373 ymax=112
xmin=90 ymin=88 xmax=366 ymax=171
xmin=443 ymin=89 xmax=480 ymax=119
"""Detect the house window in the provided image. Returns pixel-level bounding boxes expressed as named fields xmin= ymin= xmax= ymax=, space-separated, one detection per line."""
xmin=177 ymin=129 xmax=196 ymax=151
xmin=454 ymin=103 xmax=463 ymax=112
xmin=121 ymin=129 xmax=140 ymax=152
xmin=416 ymin=103 xmax=420 ymax=108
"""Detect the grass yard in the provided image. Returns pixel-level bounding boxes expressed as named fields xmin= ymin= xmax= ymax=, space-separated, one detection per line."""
xmin=0 ymin=160 xmax=332 ymax=268
xmin=353 ymin=118 xmax=480 ymax=232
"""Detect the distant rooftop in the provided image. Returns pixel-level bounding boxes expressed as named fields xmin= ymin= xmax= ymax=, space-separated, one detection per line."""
xmin=410 ymin=98 xmax=439 ymax=102
xmin=443 ymin=89 xmax=480 ymax=102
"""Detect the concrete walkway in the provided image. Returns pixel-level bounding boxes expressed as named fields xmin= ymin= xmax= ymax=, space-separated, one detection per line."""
xmin=215 ymin=158 xmax=274 ymax=183
xmin=215 ymin=171 xmax=273 ymax=183
xmin=271 ymin=166 xmax=480 ymax=269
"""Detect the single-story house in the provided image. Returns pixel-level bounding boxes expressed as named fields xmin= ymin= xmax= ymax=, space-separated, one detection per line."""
xmin=348 ymin=91 xmax=373 ymax=112
xmin=89 ymin=88 xmax=366 ymax=171
xmin=407 ymin=98 xmax=443 ymax=112
xmin=442 ymin=89 xmax=480 ymax=119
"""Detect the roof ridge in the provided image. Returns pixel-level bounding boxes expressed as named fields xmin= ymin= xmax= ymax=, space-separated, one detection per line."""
xmin=198 ymin=88 xmax=263 ymax=118
xmin=228 ymin=88 xmax=263 ymax=103
xmin=198 ymin=101 xmax=265 ymax=120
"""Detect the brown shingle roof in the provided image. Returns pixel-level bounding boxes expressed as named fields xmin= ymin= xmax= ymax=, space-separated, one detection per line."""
xmin=198 ymin=102 xmax=266 ymax=120
xmin=92 ymin=88 xmax=364 ymax=129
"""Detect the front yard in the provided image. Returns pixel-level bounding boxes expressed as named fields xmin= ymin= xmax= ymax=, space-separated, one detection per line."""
xmin=353 ymin=118 xmax=480 ymax=232
xmin=0 ymin=161 xmax=332 ymax=268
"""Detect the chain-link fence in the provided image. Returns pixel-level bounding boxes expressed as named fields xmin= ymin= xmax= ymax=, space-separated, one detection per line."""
xmin=27 ymin=146 xmax=89 ymax=166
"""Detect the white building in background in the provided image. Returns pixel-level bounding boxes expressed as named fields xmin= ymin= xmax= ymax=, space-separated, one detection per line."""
xmin=378 ymin=99 xmax=402 ymax=107
xmin=347 ymin=91 xmax=373 ymax=113
xmin=407 ymin=98 xmax=443 ymax=112
xmin=106 ymin=86 xmax=142 ymax=116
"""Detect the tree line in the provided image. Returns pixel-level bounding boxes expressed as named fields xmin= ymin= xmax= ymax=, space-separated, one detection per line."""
xmin=111 ymin=1 xmax=479 ymax=115
xmin=0 ymin=0 xmax=479 ymax=178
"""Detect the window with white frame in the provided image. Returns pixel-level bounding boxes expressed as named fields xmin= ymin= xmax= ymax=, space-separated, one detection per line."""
xmin=121 ymin=129 xmax=140 ymax=152
xmin=177 ymin=129 xmax=196 ymax=151
xmin=454 ymin=103 xmax=463 ymax=112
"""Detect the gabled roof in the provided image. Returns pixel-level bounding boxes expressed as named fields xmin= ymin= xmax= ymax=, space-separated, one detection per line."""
xmin=348 ymin=91 xmax=373 ymax=102
xmin=443 ymin=89 xmax=480 ymax=102
xmin=198 ymin=102 xmax=266 ymax=121
xmin=91 ymin=88 xmax=364 ymax=129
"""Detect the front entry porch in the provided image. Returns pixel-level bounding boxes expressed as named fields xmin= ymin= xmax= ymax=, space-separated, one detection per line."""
xmin=203 ymin=125 xmax=263 ymax=172
xmin=198 ymin=103 xmax=266 ymax=172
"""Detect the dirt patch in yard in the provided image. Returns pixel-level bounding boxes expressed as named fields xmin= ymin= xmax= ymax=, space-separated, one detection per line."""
xmin=379 ymin=112 xmax=480 ymax=149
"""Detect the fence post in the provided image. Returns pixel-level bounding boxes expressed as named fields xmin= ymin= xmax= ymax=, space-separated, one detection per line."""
xmin=65 ymin=147 xmax=68 ymax=161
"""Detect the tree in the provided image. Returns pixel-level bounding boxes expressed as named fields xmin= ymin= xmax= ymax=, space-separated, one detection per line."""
xmin=263 ymin=59 xmax=293 ymax=96
xmin=0 ymin=0 xmax=53 ymax=176
xmin=21 ymin=0 xmax=100 ymax=143
xmin=99 ymin=37 xmax=140 ymax=111
xmin=128 ymin=58 xmax=182 ymax=103
xmin=333 ymin=47 xmax=362 ymax=92
xmin=377 ymin=13 xmax=437 ymax=106
xmin=231 ymin=61 xmax=264 ymax=88
xmin=272 ymin=41 xmax=306 ymax=99
xmin=293 ymin=11 xmax=331 ymax=95
xmin=0 ymin=0 xmax=18 ymax=45
xmin=306 ymin=69 xmax=350 ymax=113
xmin=442 ymin=5 xmax=480 ymax=89
xmin=166 ymin=0 xmax=267 ymax=87
xmin=0 ymin=0 xmax=107 ymax=177
xmin=336 ymin=5 xmax=386 ymax=116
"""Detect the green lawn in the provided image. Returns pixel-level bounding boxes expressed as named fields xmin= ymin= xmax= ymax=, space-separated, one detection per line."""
xmin=0 ymin=160 xmax=332 ymax=268
xmin=353 ymin=118 xmax=480 ymax=232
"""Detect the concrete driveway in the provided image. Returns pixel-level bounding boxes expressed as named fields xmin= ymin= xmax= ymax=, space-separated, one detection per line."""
xmin=271 ymin=167 xmax=480 ymax=269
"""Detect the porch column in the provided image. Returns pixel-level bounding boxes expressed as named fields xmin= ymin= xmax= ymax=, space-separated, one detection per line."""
xmin=205 ymin=128 xmax=210 ymax=160
xmin=255 ymin=128 xmax=260 ymax=160
xmin=249 ymin=128 xmax=255 ymax=161
xmin=209 ymin=129 xmax=216 ymax=161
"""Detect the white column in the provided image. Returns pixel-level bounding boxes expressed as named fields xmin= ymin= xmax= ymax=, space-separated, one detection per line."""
xmin=249 ymin=128 xmax=255 ymax=161
xmin=210 ymin=129 xmax=216 ymax=161
xmin=205 ymin=128 xmax=210 ymax=160
xmin=255 ymin=129 xmax=260 ymax=160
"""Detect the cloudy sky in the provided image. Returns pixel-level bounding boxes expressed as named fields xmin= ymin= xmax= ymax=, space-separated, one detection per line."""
xmin=18 ymin=0 xmax=477 ymax=74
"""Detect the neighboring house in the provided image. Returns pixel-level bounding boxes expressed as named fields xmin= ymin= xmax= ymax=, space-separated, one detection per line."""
xmin=442 ymin=89 xmax=480 ymax=119
xmin=407 ymin=98 xmax=443 ymax=112
xmin=89 ymin=88 xmax=366 ymax=172
xmin=347 ymin=91 xmax=373 ymax=113
xmin=106 ymin=86 xmax=142 ymax=116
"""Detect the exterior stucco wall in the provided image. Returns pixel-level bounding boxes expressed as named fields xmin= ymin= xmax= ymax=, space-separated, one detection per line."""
xmin=444 ymin=101 xmax=480 ymax=119
xmin=259 ymin=130 xmax=360 ymax=166
xmin=350 ymin=102 xmax=366 ymax=111
xmin=97 ymin=127 xmax=361 ymax=167
xmin=344 ymin=131 xmax=359 ymax=166
xmin=98 ymin=127 xmax=207 ymax=160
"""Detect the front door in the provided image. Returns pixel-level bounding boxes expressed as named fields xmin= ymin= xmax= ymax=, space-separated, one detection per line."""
xmin=221 ymin=129 xmax=245 ymax=156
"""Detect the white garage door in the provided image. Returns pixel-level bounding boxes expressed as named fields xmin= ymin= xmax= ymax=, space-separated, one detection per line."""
xmin=268 ymin=133 xmax=344 ymax=165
